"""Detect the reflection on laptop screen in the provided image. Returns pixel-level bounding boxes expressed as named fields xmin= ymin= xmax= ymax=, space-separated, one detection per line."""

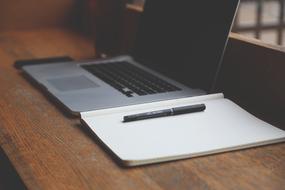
xmin=134 ymin=0 xmax=239 ymax=92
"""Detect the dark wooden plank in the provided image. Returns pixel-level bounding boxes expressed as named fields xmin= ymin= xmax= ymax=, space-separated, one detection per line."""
xmin=218 ymin=33 xmax=285 ymax=128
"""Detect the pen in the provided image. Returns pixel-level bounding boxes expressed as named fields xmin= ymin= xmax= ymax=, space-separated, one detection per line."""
xmin=123 ymin=103 xmax=206 ymax=122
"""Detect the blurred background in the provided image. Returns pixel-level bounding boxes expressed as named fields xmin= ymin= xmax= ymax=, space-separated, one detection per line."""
xmin=130 ymin=0 xmax=285 ymax=47
xmin=0 ymin=0 xmax=283 ymax=48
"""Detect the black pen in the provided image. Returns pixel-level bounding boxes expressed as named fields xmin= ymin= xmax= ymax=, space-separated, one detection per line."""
xmin=123 ymin=103 xmax=206 ymax=122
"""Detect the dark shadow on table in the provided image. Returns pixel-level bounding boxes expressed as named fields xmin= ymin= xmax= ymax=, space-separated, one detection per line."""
xmin=0 ymin=147 xmax=27 ymax=190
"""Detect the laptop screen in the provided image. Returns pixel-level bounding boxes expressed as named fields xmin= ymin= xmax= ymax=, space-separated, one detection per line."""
xmin=133 ymin=0 xmax=239 ymax=92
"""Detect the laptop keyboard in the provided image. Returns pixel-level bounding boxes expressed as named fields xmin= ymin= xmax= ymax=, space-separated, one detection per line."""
xmin=81 ymin=61 xmax=181 ymax=97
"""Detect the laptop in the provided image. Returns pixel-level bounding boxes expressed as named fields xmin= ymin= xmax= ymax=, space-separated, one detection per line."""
xmin=22 ymin=0 xmax=240 ymax=114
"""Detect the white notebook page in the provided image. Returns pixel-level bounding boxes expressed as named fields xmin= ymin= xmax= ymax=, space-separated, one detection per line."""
xmin=81 ymin=94 xmax=285 ymax=166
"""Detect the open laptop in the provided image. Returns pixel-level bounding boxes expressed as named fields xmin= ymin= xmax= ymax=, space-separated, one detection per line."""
xmin=22 ymin=0 xmax=240 ymax=114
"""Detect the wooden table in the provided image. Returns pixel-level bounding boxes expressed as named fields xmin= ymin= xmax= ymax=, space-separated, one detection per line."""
xmin=0 ymin=28 xmax=285 ymax=190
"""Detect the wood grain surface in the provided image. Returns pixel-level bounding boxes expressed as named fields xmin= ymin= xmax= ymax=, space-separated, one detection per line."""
xmin=0 ymin=28 xmax=284 ymax=190
xmin=0 ymin=0 xmax=77 ymax=32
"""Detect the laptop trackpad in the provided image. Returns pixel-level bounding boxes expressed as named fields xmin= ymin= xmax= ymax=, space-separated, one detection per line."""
xmin=47 ymin=75 xmax=100 ymax=92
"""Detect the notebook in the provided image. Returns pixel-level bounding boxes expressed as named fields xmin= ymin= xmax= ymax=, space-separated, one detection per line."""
xmin=81 ymin=93 xmax=285 ymax=166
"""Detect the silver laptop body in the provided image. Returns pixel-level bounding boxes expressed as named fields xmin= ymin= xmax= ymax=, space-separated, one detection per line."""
xmin=23 ymin=56 xmax=204 ymax=114
xmin=22 ymin=0 xmax=239 ymax=115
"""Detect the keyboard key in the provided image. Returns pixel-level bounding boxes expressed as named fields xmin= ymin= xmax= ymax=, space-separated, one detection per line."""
xmin=81 ymin=61 xmax=181 ymax=97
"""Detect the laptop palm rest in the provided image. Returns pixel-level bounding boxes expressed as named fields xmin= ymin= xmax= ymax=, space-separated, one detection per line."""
xmin=47 ymin=75 xmax=100 ymax=92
